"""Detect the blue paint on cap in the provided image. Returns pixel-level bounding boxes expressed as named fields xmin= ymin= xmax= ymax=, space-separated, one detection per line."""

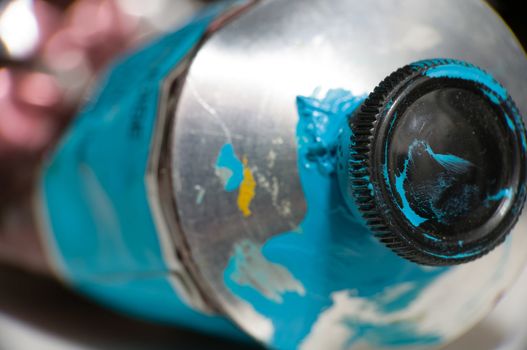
xmin=345 ymin=59 xmax=527 ymax=265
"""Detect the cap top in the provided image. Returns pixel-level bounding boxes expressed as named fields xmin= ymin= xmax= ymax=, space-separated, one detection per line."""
xmin=349 ymin=59 xmax=527 ymax=266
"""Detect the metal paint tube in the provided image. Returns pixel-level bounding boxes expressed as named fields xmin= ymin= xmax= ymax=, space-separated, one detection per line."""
xmin=36 ymin=1 xmax=527 ymax=349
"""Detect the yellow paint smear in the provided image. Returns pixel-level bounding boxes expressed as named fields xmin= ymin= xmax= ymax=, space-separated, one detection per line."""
xmin=237 ymin=157 xmax=256 ymax=217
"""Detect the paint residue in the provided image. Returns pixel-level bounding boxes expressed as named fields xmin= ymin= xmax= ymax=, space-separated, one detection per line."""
xmin=423 ymin=143 xmax=473 ymax=174
xmin=256 ymin=173 xmax=288 ymax=217
xmin=237 ymin=157 xmax=256 ymax=217
xmin=415 ymin=59 xmax=526 ymax=153
xmin=215 ymin=144 xmax=257 ymax=217
xmin=194 ymin=185 xmax=206 ymax=205
xmin=296 ymin=89 xmax=364 ymax=175
xmin=302 ymin=288 xmax=441 ymax=350
xmin=215 ymin=143 xmax=244 ymax=192
xmin=395 ymin=140 xmax=475 ymax=226
xmin=395 ymin=156 xmax=428 ymax=227
xmin=485 ymin=188 xmax=513 ymax=205
xmin=224 ymin=89 xmax=447 ymax=349
xmin=421 ymin=62 xmax=508 ymax=99
xmin=227 ymin=240 xmax=305 ymax=303
xmin=423 ymin=233 xmax=441 ymax=242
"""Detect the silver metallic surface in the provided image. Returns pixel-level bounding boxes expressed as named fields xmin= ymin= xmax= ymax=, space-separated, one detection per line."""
xmin=169 ymin=0 xmax=527 ymax=347
xmin=148 ymin=1 xmax=256 ymax=313
xmin=148 ymin=55 xmax=214 ymax=313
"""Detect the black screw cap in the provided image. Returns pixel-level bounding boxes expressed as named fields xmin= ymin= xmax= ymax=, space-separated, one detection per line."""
xmin=348 ymin=59 xmax=527 ymax=266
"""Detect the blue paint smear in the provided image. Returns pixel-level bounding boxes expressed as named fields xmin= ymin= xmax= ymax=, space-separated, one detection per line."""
xmin=424 ymin=233 xmax=441 ymax=242
xmin=487 ymin=188 xmax=513 ymax=201
xmin=422 ymin=63 xmax=508 ymax=99
xmin=521 ymin=126 xmax=527 ymax=152
xmin=224 ymin=89 xmax=448 ymax=349
xmin=424 ymin=144 xmax=473 ymax=174
xmin=482 ymin=89 xmax=501 ymax=106
xmin=485 ymin=187 xmax=513 ymax=207
xmin=296 ymin=89 xmax=363 ymax=175
xmin=344 ymin=320 xmax=441 ymax=348
xmin=424 ymin=248 xmax=484 ymax=260
xmin=395 ymin=156 xmax=429 ymax=227
xmin=394 ymin=140 xmax=475 ymax=227
xmin=216 ymin=143 xmax=244 ymax=191
xmin=429 ymin=178 xmax=478 ymax=225
xmin=414 ymin=59 xmax=527 ymax=153
xmin=505 ymin=113 xmax=517 ymax=132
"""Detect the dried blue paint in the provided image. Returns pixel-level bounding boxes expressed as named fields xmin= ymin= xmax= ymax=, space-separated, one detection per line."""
xmin=424 ymin=233 xmax=441 ymax=242
xmin=423 ymin=247 xmax=484 ymax=260
xmin=395 ymin=155 xmax=429 ymax=227
xmin=482 ymin=89 xmax=501 ymax=105
xmin=417 ymin=61 xmax=508 ymax=99
xmin=343 ymin=319 xmax=441 ymax=348
xmin=227 ymin=240 xmax=306 ymax=303
xmin=216 ymin=143 xmax=244 ymax=192
xmin=427 ymin=176 xmax=478 ymax=225
xmin=224 ymin=89 xmax=447 ymax=349
xmin=521 ymin=126 xmax=527 ymax=153
xmin=422 ymin=143 xmax=473 ymax=174
xmin=486 ymin=188 xmax=513 ymax=203
xmin=415 ymin=59 xmax=527 ymax=149
xmin=482 ymin=90 xmax=527 ymax=152
xmin=394 ymin=140 xmax=475 ymax=227
xmin=296 ymin=89 xmax=359 ymax=175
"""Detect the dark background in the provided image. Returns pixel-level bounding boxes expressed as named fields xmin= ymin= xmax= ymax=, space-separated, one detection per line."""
xmin=488 ymin=0 xmax=527 ymax=48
